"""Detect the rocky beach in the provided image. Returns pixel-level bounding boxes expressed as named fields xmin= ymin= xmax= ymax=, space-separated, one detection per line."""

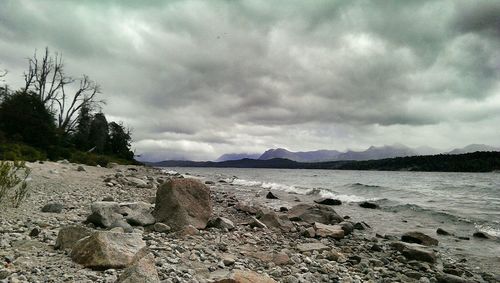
xmin=1 ymin=161 xmax=499 ymax=283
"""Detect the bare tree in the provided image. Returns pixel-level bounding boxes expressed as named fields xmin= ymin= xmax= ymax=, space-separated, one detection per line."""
xmin=23 ymin=47 xmax=103 ymax=134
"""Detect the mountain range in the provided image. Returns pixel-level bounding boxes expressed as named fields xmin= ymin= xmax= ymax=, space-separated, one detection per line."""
xmin=215 ymin=144 xmax=499 ymax=162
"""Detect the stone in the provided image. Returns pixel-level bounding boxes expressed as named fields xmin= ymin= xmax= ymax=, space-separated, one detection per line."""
xmin=234 ymin=202 xmax=259 ymax=214
xmin=213 ymin=270 xmax=277 ymax=283
xmin=153 ymin=223 xmax=171 ymax=233
xmin=402 ymin=231 xmax=439 ymax=246
xmin=222 ymin=255 xmax=236 ymax=266
xmin=313 ymin=222 xmax=345 ymax=239
xmin=258 ymin=211 xmax=293 ymax=231
xmin=266 ymin=191 xmax=279 ymax=199
xmin=116 ymin=253 xmax=160 ymax=283
xmin=272 ymin=252 xmax=290 ymax=265
xmin=107 ymin=162 xmax=119 ymax=168
xmin=70 ymin=231 xmax=147 ymax=270
xmin=207 ymin=217 xmax=235 ymax=231
xmin=29 ymin=227 xmax=41 ymax=237
xmin=436 ymin=273 xmax=473 ymax=283
xmin=178 ymin=225 xmax=200 ymax=236
xmin=249 ymin=217 xmax=267 ymax=229
xmin=390 ymin=242 xmax=436 ymax=263
xmin=436 ymin=228 xmax=451 ymax=236
xmin=338 ymin=221 xmax=354 ymax=235
xmin=296 ymin=242 xmax=329 ymax=253
xmin=303 ymin=227 xmax=315 ymax=238
xmin=288 ymin=204 xmax=343 ymax=225
xmin=359 ymin=202 xmax=379 ymax=209
xmin=205 ymin=180 xmax=215 ymax=185
xmin=120 ymin=202 xmax=155 ymax=226
xmin=102 ymin=196 xmax=115 ymax=202
xmin=55 ymin=225 xmax=93 ymax=250
xmin=77 ymin=165 xmax=86 ymax=172
xmin=314 ymin=198 xmax=342 ymax=205
xmin=86 ymin=202 xmax=124 ymax=228
xmin=125 ymin=177 xmax=149 ymax=188
xmin=110 ymin=219 xmax=134 ymax=232
xmin=153 ymin=178 xmax=212 ymax=231
xmin=472 ymin=231 xmax=495 ymax=239
xmin=353 ymin=222 xmax=370 ymax=230
xmin=41 ymin=202 xmax=64 ymax=213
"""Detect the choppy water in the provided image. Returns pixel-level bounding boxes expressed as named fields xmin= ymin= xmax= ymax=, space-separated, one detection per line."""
xmin=164 ymin=167 xmax=500 ymax=273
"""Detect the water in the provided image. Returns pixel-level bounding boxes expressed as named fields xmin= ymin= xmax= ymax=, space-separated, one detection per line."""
xmin=164 ymin=167 xmax=500 ymax=273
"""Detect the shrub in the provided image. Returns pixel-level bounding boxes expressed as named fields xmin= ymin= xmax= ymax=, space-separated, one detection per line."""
xmin=0 ymin=143 xmax=46 ymax=162
xmin=0 ymin=160 xmax=31 ymax=208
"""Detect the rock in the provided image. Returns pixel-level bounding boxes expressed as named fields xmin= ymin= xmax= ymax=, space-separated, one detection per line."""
xmin=358 ymin=201 xmax=379 ymax=209
xmin=436 ymin=273 xmax=473 ymax=283
xmin=70 ymin=231 xmax=147 ymax=270
xmin=249 ymin=217 xmax=267 ymax=229
xmin=266 ymin=191 xmax=279 ymax=199
xmin=107 ymin=162 xmax=119 ymax=168
xmin=288 ymin=204 xmax=343 ymax=225
xmin=41 ymin=202 xmax=64 ymax=213
xmin=296 ymin=242 xmax=329 ymax=253
xmin=205 ymin=181 xmax=215 ymax=185
xmin=109 ymin=220 xmax=134 ymax=232
xmin=222 ymin=255 xmax=236 ymax=266
xmin=303 ymin=227 xmax=316 ymax=238
xmin=314 ymin=198 xmax=342 ymax=205
xmin=119 ymin=202 xmax=155 ymax=226
xmin=390 ymin=242 xmax=436 ymax=263
xmin=55 ymin=225 xmax=94 ymax=250
xmin=207 ymin=217 xmax=235 ymax=231
xmin=153 ymin=223 xmax=171 ymax=233
xmin=258 ymin=211 xmax=294 ymax=231
xmin=178 ymin=225 xmax=199 ymax=237
xmin=313 ymin=222 xmax=345 ymax=239
xmin=153 ymin=178 xmax=212 ymax=230
xmin=86 ymin=202 xmax=124 ymax=228
xmin=338 ymin=221 xmax=354 ymax=235
xmin=234 ymin=202 xmax=260 ymax=214
xmin=436 ymin=228 xmax=451 ymax=236
xmin=125 ymin=177 xmax=149 ymax=188
xmin=353 ymin=222 xmax=370 ymax=230
xmin=472 ymin=231 xmax=495 ymax=239
xmin=279 ymin=207 xmax=288 ymax=212
xmin=102 ymin=196 xmax=115 ymax=202
xmin=116 ymin=253 xmax=160 ymax=283
xmin=77 ymin=165 xmax=86 ymax=172
xmin=29 ymin=227 xmax=41 ymax=237
xmin=402 ymin=231 xmax=439 ymax=246
xmin=273 ymin=252 xmax=290 ymax=265
xmin=213 ymin=270 xmax=277 ymax=283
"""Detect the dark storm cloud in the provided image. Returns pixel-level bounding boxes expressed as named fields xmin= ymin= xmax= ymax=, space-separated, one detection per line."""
xmin=0 ymin=0 xmax=499 ymax=160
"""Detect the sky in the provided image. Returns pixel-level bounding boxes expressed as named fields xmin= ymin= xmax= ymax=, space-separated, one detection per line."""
xmin=0 ymin=0 xmax=499 ymax=161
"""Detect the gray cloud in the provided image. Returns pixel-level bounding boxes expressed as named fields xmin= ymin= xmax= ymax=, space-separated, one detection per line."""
xmin=1 ymin=0 xmax=499 ymax=160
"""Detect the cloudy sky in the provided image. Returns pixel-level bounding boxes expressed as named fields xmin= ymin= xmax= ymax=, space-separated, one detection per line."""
xmin=1 ymin=0 xmax=499 ymax=161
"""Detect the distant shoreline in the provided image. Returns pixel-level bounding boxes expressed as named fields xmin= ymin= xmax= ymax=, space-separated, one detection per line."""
xmin=145 ymin=151 xmax=500 ymax=173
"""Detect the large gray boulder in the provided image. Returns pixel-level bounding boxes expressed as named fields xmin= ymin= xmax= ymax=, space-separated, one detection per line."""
xmin=390 ymin=242 xmax=436 ymax=263
xmin=70 ymin=231 xmax=147 ymax=270
xmin=54 ymin=225 xmax=93 ymax=250
xmin=153 ymin=178 xmax=212 ymax=230
xmin=287 ymin=204 xmax=343 ymax=225
xmin=86 ymin=202 xmax=123 ymax=228
xmin=120 ymin=202 xmax=155 ymax=226
xmin=116 ymin=253 xmax=160 ymax=283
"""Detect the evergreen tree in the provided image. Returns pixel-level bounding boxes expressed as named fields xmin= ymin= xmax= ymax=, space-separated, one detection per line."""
xmin=88 ymin=113 xmax=108 ymax=153
xmin=107 ymin=122 xmax=133 ymax=160
xmin=0 ymin=91 xmax=57 ymax=150
xmin=73 ymin=104 xmax=93 ymax=151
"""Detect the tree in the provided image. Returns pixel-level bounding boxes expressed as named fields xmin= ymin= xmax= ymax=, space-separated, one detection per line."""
xmin=73 ymin=104 xmax=93 ymax=151
xmin=88 ymin=113 xmax=108 ymax=153
xmin=23 ymin=47 xmax=102 ymax=134
xmin=0 ymin=91 xmax=57 ymax=150
xmin=107 ymin=122 xmax=133 ymax=159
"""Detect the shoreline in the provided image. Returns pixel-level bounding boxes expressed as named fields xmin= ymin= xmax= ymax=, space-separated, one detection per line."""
xmin=0 ymin=161 xmax=498 ymax=282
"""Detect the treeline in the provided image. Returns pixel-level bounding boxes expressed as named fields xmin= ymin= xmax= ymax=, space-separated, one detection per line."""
xmin=149 ymin=151 xmax=500 ymax=173
xmin=0 ymin=48 xmax=136 ymax=166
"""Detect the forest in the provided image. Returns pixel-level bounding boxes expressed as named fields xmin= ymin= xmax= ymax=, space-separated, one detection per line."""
xmin=0 ymin=48 xmax=136 ymax=166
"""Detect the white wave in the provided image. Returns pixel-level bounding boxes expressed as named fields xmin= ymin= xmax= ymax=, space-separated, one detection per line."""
xmin=232 ymin=178 xmax=262 ymax=186
xmin=161 ymin=170 xmax=179 ymax=175
xmin=475 ymin=224 xmax=500 ymax=237
xmin=261 ymin=182 xmax=301 ymax=193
